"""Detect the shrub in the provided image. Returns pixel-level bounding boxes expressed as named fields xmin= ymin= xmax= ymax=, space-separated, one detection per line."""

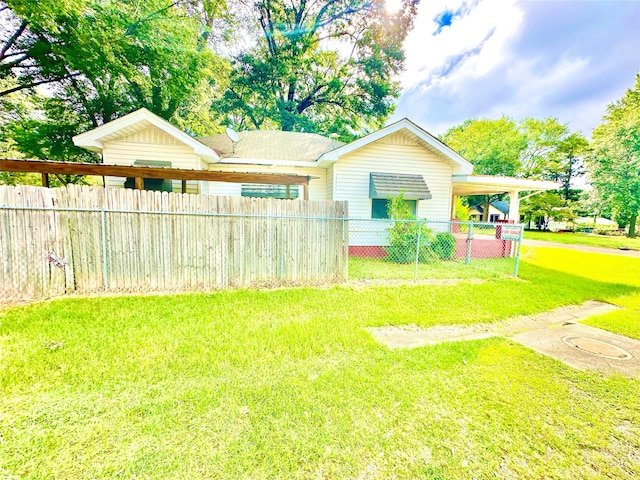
xmin=431 ymin=232 xmax=456 ymax=260
xmin=593 ymin=224 xmax=621 ymax=236
xmin=385 ymin=195 xmax=433 ymax=264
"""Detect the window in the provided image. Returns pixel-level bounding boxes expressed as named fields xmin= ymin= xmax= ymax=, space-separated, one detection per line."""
xmin=123 ymin=177 xmax=173 ymax=192
xmin=241 ymin=184 xmax=299 ymax=199
xmin=123 ymin=160 xmax=173 ymax=192
xmin=489 ymin=214 xmax=500 ymax=223
xmin=371 ymin=198 xmax=417 ymax=219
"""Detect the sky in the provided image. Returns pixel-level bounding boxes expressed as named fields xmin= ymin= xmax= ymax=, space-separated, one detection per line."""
xmin=391 ymin=0 xmax=640 ymax=138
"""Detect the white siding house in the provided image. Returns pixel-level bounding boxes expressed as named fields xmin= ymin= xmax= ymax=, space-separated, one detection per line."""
xmin=332 ymin=132 xmax=454 ymax=220
xmin=73 ymin=108 xmax=559 ymax=223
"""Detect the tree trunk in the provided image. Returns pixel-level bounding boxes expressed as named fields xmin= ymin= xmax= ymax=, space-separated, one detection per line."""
xmin=482 ymin=195 xmax=490 ymax=222
xmin=628 ymin=214 xmax=638 ymax=238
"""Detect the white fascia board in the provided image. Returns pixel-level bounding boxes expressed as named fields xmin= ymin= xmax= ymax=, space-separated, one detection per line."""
xmin=316 ymin=118 xmax=473 ymax=173
xmin=316 ymin=151 xmax=339 ymax=166
xmin=72 ymin=108 xmax=220 ymax=163
xmin=221 ymin=157 xmax=325 ymax=168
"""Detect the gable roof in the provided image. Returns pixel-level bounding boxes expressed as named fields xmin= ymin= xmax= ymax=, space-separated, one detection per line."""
xmin=198 ymin=130 xmax=344 ymax=163
xmin=317 ymin=118 xmax=474 ymax=174
xmin=72 ymin=108 xmax=220 ymax=163
xmin=471 ymin=200 xmax=510 ymax=214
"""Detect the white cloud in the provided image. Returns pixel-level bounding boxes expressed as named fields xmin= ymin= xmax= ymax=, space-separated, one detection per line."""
xmin=392 ymin=0 xmax=636 ymax=137
xmin=401 ymin=0 xmax=524 ymax=90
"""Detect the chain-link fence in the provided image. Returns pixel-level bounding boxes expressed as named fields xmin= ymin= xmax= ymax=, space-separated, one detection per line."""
xmin=347 ymin=218 xmax=523 ymax=281
xmin=1 ymin=204 xmax=523 ymax=301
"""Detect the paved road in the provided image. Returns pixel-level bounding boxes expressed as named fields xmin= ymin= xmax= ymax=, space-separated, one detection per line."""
xmin=523 ymin=239 xmax=640 ymax=257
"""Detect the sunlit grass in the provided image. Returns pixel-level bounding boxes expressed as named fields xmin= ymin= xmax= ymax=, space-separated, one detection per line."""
xmin=1 ymin=246 xmax=639 ymax=478
xmin=348 ymin=255 xmax=516 ymax=280
xmin=524 ymin=230 xmax=640 ymax=250
xmin=520 ymin=246 xmax=640 ymax=287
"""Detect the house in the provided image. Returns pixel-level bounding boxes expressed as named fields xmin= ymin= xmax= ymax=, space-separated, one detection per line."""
xmin=72 ymin=108 xmax=558 ymax=225
xmin=546 ymin=217 xmax=618 ymax=233
xmin=469 ymin=201 xmax=510 ymax=223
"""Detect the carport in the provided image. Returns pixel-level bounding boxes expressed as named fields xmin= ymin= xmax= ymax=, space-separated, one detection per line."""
xmin=451 ymin=174 xmax=560 ymax=222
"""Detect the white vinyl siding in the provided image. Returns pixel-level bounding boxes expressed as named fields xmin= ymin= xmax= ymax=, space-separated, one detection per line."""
xmin=102 ymin=125 xmax=202 ymax=193
xmin=325 ymin=163 xmax=334 ymax=200
xmin=334 ymin=135 xmax=453 ymax=220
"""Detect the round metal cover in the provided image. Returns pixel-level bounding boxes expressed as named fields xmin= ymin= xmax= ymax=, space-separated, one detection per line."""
xmin=561 ymin=336 xmax=633 ymax=360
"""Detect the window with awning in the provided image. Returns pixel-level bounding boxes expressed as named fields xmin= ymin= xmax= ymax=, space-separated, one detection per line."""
xmin=369 ymin=172 xmax=432 ymax=200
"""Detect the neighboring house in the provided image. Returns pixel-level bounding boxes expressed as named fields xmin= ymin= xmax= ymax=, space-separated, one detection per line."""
xmin=469 ymin=201 xmax=510 ymax=223
xmin=546 ymin=217 xmax=618 ymax=232
xmin=73 ymin=108 xmax=558 ymax=224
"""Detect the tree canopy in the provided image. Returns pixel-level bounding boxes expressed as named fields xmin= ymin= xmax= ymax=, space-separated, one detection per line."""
xmin=586 ymin=75 xmax=640 ymax=237
xmin=1 ymin=0 xmax=228 ymax=165
xmin=441 ymin=115 xmax=588 ymax=221
xmin=1 ymin=0 xmax=418 ymax=165
xmin=219 ymin=0 xmax=418 ymax=139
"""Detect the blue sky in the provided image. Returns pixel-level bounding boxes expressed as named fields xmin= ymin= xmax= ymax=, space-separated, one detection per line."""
xmin=392 ymin=0 xmax=640 ymax=137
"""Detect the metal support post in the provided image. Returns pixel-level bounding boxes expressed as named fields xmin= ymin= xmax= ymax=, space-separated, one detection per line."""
xmin=280 ymin=217 xmax=285 ymax=278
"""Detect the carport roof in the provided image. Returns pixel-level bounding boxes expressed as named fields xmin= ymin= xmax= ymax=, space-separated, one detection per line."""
xmin=452 ymin=175 xmax=559 ymax=196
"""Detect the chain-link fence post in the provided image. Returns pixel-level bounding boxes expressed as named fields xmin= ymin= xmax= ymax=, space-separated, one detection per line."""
xmin=413 ymin=220 xmax=421 ymax=281
xmin=101 ymin=209 xmax=109 ymax=291
xmin=514 ymin=223 xmax=523 ymax=277
xmin=465 ymin=222 xmax=473 ymax=265
xmin=343 ymin=217 xmax=349 ymax=281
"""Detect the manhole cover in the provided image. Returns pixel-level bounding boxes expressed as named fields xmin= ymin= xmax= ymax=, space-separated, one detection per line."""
xmin=561 ymin=336 xmax=633 ymax=360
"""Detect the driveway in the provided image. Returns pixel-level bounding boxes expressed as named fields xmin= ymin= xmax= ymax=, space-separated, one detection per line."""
xmin=522 ymin=239 xmax=640 ymax=257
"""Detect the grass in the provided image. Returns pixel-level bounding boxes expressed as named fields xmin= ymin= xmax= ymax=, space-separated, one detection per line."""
xmin=1 ymin=248 xmax=640 ymax=478
xmin=524 ymin=229 xmax=640 ymax=250
xmin=348 ymin=255 xmax=516 ymax=280
xmin=521 ymin=245 xmax=640 ymax=341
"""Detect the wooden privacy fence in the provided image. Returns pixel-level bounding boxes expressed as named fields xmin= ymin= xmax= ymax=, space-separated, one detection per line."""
xmin=0 ymin=185 xmax=348 ymax=300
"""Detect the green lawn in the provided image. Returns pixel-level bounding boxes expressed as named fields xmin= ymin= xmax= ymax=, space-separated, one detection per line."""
xmin=1 ymin=248 xmax=640 ymax=478
xmin=524 ymin=229 xmax=640 ymax=250
xmin=521 ymin=245 xmax=640 ymax=340
xmin=348 ymin=255 xmax=516 ymax=280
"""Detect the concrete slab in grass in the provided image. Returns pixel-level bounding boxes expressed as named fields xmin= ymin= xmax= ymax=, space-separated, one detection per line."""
xmin=511 ymin=323 xmax=640 ymax=377
xmin=368 ymin=301 xmax=639 ymax=377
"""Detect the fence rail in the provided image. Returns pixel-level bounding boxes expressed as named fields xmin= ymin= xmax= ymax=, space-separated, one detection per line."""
xmin=1 ymin=185 xmax=523 ymax=301
xmin=1 ymin=185 xmax=348 ymax=299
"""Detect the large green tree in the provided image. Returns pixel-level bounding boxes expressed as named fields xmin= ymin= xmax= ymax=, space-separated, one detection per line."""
xmin=441 ymin=116 xmax=526 ymax=177
xmin=1 ymin=0 xmax=227 ymax=164
xmin=219 ymin=0 xmax=418 ymax=139
xmin=441 ymin=116 xmax=587 ymax=220
xmin=547 ymin=132 xmax=588 ymax=201
xmin=441 ymin=116 xmax=526 ymax=220
xmin=587 ymin=75 xmax=640 ymax=238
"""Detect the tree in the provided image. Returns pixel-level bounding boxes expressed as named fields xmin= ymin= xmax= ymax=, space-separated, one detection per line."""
xmin=548 ymin=133 xmax=589 ymax=201
xmin=587 ymin=75 xmax=640 ymax=238
xmin=441 ymin=116 xmax=526 ymax=177
xmin=442 ymin=116 xmax=588 ymax=220
xmin=520 ymin=192 xmax=572 ymax=230
xmin=1 ymin=0 xmax=228 ymax=162
xmin=441 ymin=116 xmax=526 ymax=220
xmin=219 ymin=0 xmax=418 ymax=139
xmin=518 ymin=117 xmax=570 ymax=178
